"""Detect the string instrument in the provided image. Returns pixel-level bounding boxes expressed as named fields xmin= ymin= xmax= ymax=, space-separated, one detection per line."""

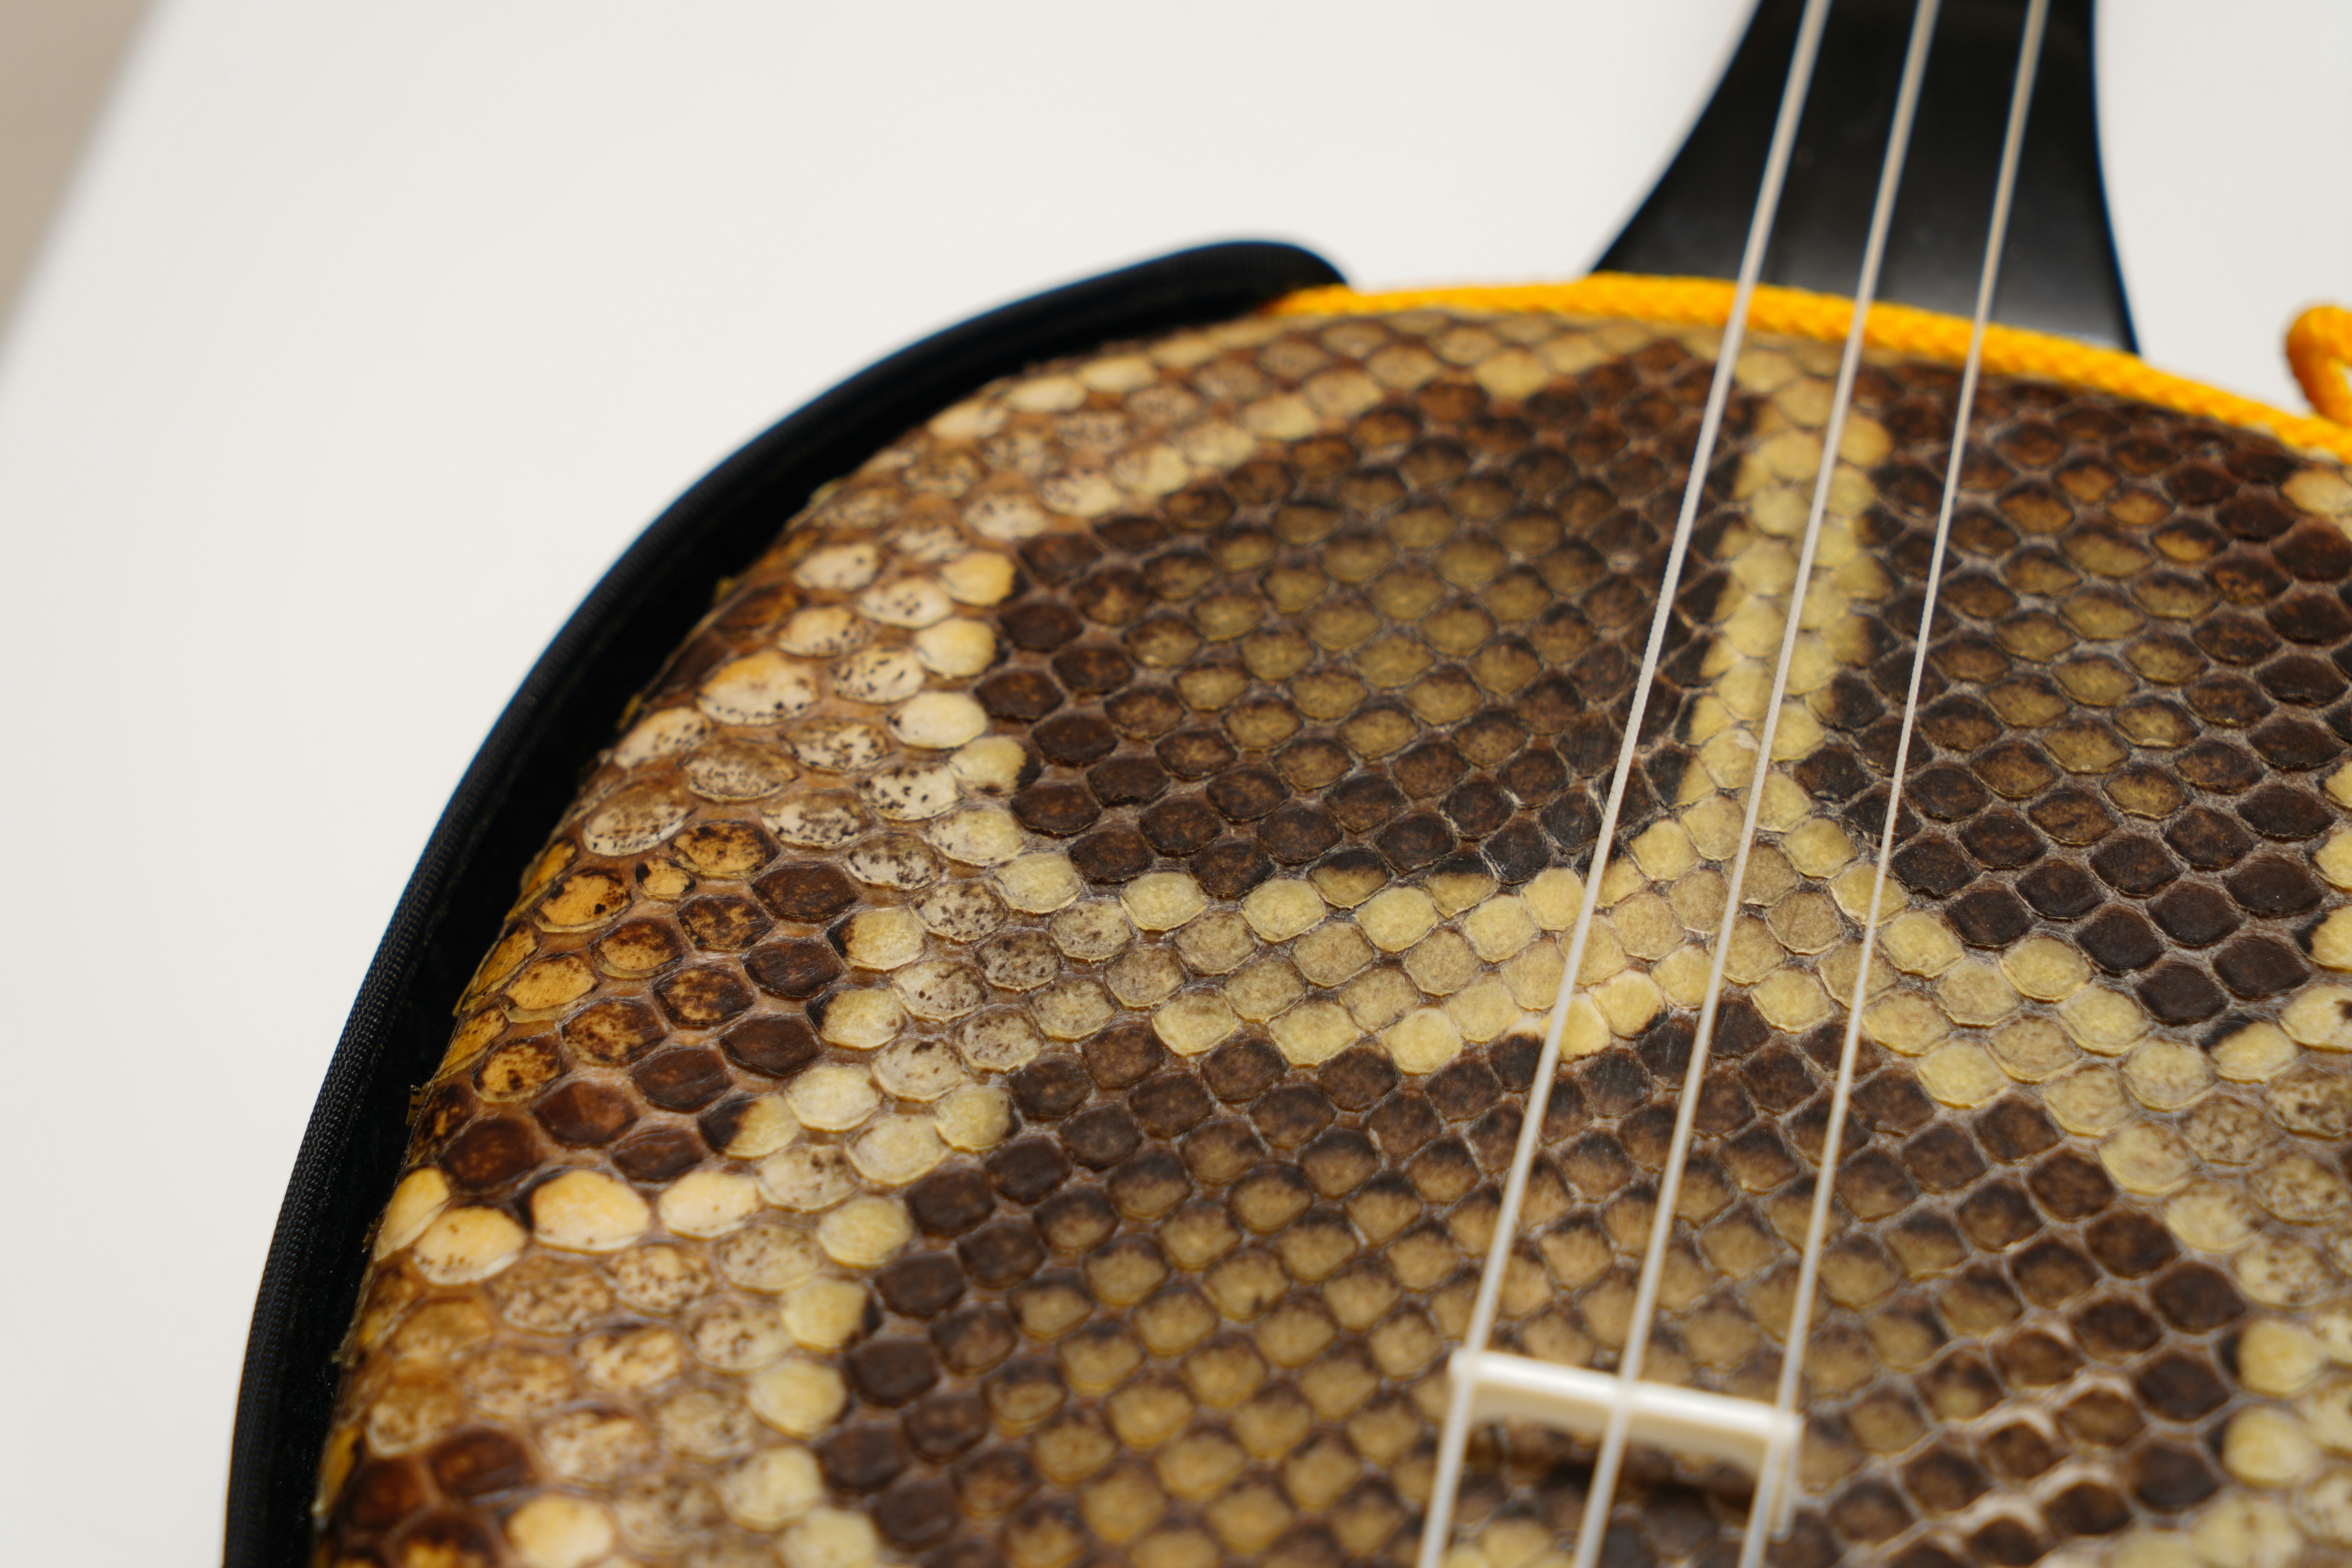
xmin=229 ymin=3 xmax=2352 ymax=1566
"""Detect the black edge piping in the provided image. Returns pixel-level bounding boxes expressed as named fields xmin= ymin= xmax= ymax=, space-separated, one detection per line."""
xmin=224 ymin=239 xmax=1343 ymax=1568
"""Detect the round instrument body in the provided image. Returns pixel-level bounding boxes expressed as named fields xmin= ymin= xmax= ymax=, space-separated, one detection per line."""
xmin=298 ymin=293 xmax=2352 ymax=1568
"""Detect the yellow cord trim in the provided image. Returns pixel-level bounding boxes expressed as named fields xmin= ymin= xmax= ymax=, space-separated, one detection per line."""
xmin=2290 ymin=305 xmax=2352 ymax=427
xmin=1270 ymin=274 xmax=2352 ymax=465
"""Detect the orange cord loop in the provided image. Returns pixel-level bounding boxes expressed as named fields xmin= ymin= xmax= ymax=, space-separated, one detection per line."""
xmin=2290 ymin=305 xmax=2352 ymax=426
xmin=1272 ymin=274 xmax=2352 ymax=466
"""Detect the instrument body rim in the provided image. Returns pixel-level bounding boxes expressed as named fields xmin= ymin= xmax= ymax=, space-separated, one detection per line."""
xmin=222 ymin=238 xmax=1344 ymax=1568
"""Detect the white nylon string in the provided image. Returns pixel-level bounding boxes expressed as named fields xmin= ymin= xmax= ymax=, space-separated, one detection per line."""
xmin=1412 ymin=4 xmax=1837 ymax=1566
xmin=1735 ymin=2 xmax=2052 ymax=1559
xmin=1565 ymin=2 xmax=1944 ymax=1566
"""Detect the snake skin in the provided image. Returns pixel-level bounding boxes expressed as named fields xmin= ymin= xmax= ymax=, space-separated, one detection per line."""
xmin=317 ymin=304 xmax=2352 ymax=1568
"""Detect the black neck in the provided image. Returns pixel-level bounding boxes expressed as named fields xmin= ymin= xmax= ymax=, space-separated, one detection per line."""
xmin=1599 ymin=0 xmax=2135 ymax=350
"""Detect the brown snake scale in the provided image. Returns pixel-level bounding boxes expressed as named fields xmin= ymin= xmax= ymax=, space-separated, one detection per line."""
xmin=317 ymin=304 xmax=2352 ymax=1568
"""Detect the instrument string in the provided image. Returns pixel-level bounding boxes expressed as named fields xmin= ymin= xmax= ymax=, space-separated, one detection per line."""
xmin=1412 ymin=4 xmax=1838 ymax=1565
xmin=1566 ymin=2 xmax=1944 ymax=1565
xmin=1733 ymin=2 xmax=2052 ymax=1559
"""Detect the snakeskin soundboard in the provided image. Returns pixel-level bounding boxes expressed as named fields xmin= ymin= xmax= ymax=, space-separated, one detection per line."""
xmin=314 ymin=301 xmax=2352 ymax=1568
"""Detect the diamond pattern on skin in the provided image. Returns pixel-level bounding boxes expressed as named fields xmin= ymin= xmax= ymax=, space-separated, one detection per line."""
xmin=318 ymin=306 xmax=2352 ymax=1568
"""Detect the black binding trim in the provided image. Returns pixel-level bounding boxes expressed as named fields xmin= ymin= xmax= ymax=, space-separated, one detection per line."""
xmin=224 ymin=239 xmax=1342 ymax=1568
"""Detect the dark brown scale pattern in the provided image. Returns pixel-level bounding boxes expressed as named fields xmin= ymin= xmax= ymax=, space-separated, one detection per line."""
xmin=1849 ymin=382 xmax=2339 ymax=1028
xmin=314 ymin=311 xmax=2352 ymax=1568
xmin=1779 ymin=372 xmax=2352 ymax=1566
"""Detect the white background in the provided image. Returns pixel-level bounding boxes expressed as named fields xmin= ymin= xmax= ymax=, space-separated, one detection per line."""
xmin=0 ymin=2 xmax=2344 ymax=1561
